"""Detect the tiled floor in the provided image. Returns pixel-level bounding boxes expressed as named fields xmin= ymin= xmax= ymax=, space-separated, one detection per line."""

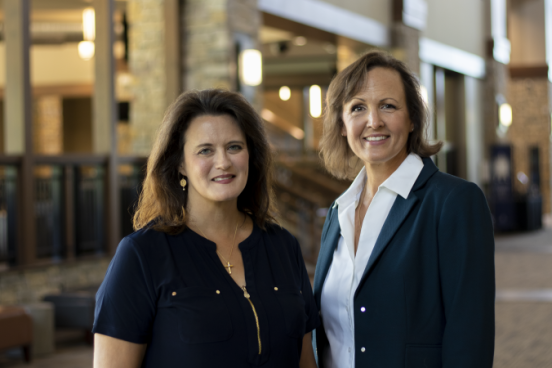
xmin=1 ymin=227 xmax=552 ymax=367
xmin=494 ymin=228 xmax=552 ymax=368
xmin=0 ymin=332 xmax=92 ymax=368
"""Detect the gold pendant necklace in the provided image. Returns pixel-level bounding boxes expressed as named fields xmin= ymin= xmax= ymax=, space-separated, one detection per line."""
xmin=197 ymin=216 xmax=241 ymax=275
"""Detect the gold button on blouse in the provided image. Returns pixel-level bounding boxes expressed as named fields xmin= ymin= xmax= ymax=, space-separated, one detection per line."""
xmin=216 ymin=290 xmax=221 ymax=294
xmin=274 ymin=287 xmax=278 ymax=291
xmin=171 ymin=292 xmax=176 ymax=296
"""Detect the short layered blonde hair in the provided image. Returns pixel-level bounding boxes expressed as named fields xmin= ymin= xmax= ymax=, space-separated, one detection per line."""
xmin=319 ymin=51 xmax=442 ymax=180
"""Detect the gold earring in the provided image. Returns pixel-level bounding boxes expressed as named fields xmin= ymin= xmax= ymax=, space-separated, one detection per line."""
xmin=180 ymin=178 xmax=187 ymax=191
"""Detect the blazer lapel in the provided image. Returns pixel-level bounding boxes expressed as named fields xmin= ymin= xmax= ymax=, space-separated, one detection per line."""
xmin=354 ymin=193 xmax=419 ymax=297
xmin=313 ymin=207 xmax=341 ymax=306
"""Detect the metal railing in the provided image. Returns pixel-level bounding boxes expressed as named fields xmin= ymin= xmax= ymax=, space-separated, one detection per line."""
xmin=0 ymin=155 xmax=147 ymax=268
xmin=0 ymin=167 xmax=18 ymax=267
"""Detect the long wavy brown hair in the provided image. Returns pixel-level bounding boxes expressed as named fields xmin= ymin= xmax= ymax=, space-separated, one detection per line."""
xmin=319 ymin=50 xmax=442 ymax=180
xmin=133 ymin=89 xmax=276 ymax=234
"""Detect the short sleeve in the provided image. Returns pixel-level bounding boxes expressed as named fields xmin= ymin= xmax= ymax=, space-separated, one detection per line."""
xmin=92 ymin=236 xmax=157 ymax=344
xmin=293 ymin=237 xmax=321 ymax=334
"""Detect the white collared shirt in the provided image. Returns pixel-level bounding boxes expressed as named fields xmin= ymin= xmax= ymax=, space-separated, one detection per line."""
xmin=320 ymin=153 xmax=424 ymax=368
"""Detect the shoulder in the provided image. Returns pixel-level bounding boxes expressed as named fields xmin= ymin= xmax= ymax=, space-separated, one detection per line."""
xmin=262 ymin=222 xmax=301 ymax=254
xmin=263 ymin=222 xmax=298 ymax=243
xmin=423 ymin=171 xmax=485 ymax=203
xmin=114 ymin=227 xmax=178 ymax=264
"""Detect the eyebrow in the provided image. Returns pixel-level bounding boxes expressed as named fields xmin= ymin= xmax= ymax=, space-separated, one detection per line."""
xmin=349 ymin=97 xmax=399 ymax=104
xmin=194 ymin=140 xmax=245 ymax=149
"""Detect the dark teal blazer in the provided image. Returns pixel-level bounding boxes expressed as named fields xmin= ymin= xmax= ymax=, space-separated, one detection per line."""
xmin=313 ymin=158 xmax=495 ymax=368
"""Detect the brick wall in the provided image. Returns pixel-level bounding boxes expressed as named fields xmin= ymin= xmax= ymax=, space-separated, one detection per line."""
xmin=508 ymin=77 xmax=551 ymax=214
xmin=128 ymin=0 xmax=167 ymax=154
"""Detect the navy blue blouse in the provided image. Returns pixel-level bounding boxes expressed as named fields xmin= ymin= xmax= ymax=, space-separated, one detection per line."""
xmin=92 ymin=222 xmax=320 ymax=367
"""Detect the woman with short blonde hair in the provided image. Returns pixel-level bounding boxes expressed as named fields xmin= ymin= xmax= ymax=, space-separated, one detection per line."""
xmin=313 ymin=51 xmax=495 ymax=368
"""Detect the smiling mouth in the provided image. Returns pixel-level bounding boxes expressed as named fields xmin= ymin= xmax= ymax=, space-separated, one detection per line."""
xmin=364 ymin=136 xmax=389 ymax=142
xmin=212 ymin=175 xmax=235 ymax=182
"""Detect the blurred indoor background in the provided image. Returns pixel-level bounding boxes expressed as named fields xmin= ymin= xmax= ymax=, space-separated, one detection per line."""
xmin=0 ymin=0 xmax=551 ymax=367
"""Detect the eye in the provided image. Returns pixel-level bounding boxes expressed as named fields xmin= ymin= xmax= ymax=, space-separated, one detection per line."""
xmin=381 ymin=103 xmax=396 ymax=110
xmin=351 ymin=104 xmax=364 ymax=113
xmin=228 ymin=144 xmax=243 ymax=152
xmin=198 ymin=148 xmax=212 ymax=155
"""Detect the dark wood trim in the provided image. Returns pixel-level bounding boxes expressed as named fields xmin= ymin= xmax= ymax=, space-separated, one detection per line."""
xmin=0 ymin=155 xmax=23 ymax=164
xmin=34 ymin=154 xmax=109 ymax=165
xmin=509 ymin=65 xmax=549 ymax=79
xmin=393 ymin=0 xmax=404 ymax=22
xmin=118 ymin=155 xmax=148 ymax=165
xmin=0 ymin=84 xmax=93 ymax=99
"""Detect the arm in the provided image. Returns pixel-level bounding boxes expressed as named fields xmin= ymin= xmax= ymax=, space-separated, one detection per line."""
xmin=93 ymin=333 xmax=147 ymax=368
xmin=300 ymin=332 xmax=317 ymax=368
xmin=438 ymin=183 xmax=495 ymax=367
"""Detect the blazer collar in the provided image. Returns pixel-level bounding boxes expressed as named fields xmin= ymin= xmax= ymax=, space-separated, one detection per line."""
xmin=314 ymin=157 xmax=439 ymax=302
xmin=353 ymin=157 xmax=438 ymax=296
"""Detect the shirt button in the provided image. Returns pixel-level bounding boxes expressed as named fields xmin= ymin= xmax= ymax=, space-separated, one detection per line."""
xmin=348 ymin=347 xmax=351 ymax=352
xmin=171 ymin=292 xmax=176 ymax=296
xmin=216 ymin=290 xmax=220 ymax=294
xmin=361 ymin=347 xmax=366 ymax=353
xmin=360 ymin=307 xmax=366 ymax=312
xmin=274 ymin=287 xmax=279 ymax=291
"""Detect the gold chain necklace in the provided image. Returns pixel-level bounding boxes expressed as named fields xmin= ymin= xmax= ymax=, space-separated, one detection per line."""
xmin=197 ymin=217 xmax=241 ymax=275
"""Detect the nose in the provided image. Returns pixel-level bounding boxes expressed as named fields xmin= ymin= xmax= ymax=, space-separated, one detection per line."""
xmin=365 ymin=106 xmax=384 ymax=129
xmin=215 ymin=150 xmax=232 ymax=170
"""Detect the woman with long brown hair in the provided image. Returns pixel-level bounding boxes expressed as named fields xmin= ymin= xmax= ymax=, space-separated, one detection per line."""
xmin=92 ymin=89 xmax=319 ymax=368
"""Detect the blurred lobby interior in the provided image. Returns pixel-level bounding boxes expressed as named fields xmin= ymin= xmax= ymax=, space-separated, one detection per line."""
xmin=0 ymin=0 xmax=552 ymax=367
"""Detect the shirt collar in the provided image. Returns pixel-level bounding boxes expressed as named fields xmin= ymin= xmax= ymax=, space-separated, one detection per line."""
xmin=335 ymin=153 xmax=424 ymax=207
xmin=380 ymin=153 xmax=424 ymax=199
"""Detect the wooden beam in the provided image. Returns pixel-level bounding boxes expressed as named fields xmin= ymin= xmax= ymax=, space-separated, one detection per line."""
xmin=94 ymin=0 xmax=120 ymax=254
xmin=509 ymin=65 xmax=549 ymax=79
xmin=4 ymin=0 xmax=35 ymax=266
xmin=164 ymin=0 xmax=181 ymax=106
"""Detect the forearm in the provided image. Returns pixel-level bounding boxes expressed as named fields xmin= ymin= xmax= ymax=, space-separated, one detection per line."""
xmin=94 ymin=333 xmax=147 ymax=368
xmin=300 ymin=332 xmax=317 ymax=368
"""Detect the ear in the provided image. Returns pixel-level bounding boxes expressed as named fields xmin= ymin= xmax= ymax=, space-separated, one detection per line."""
xmin=178 ymin=163 xmax=186 ymax=177
xmin=340 ymin=124 xmax=347 ymax=137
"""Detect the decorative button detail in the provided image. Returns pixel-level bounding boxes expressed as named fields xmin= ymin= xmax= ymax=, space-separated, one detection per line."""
xmin=360 ymin=307 xmax=366 ymax=312
xmin=361 ymin=347 xmax=366 ymax=353
xmin=300 ymin=290 xmax=302 ymax=294
xmin=171 ymin=292 xmax=176 ymax=296
xmin=216 ymin=290 xmax=220 ymax=294
xmin=274 ymin=287 xmax=278 ymax=291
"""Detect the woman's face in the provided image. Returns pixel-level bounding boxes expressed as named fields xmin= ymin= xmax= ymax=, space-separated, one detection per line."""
xmin=341 ymin=67 xmax=413 ymax=171
xmin=180 ymin=114 xmax=249 ymax=207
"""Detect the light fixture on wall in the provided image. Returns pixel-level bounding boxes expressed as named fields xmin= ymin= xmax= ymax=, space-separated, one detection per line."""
xmin=419 ymin=85 xmax=429 ymax=104
xmin=78 ymin=7 xmax=95 ymax=60
xmin=499 ymin=103 xmax=512 ymax=127
xmin=78 ymin=41 xmax=95 ymax=61
xmin=309 ymin=85 xmax=322 ymax=118
xmin=239 ymin=49 xmax=262 ymax=86
xmin=279 ymin=86 xmax=291 ymax=101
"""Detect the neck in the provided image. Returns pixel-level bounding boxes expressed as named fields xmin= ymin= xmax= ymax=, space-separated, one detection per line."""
xmin=362 ymin=152 xmax=408 ymax=202
xmin=186 ymin=196 xmax=243 ymax=235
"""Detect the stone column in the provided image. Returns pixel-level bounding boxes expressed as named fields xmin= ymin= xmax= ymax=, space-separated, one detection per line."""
xmin=33 ymin=96 xmax=63 ymax=154
xmin=184 ymin=0 xmax=261 ymax=105
xmin=127 ymin=0 xmax=168 ymax=154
